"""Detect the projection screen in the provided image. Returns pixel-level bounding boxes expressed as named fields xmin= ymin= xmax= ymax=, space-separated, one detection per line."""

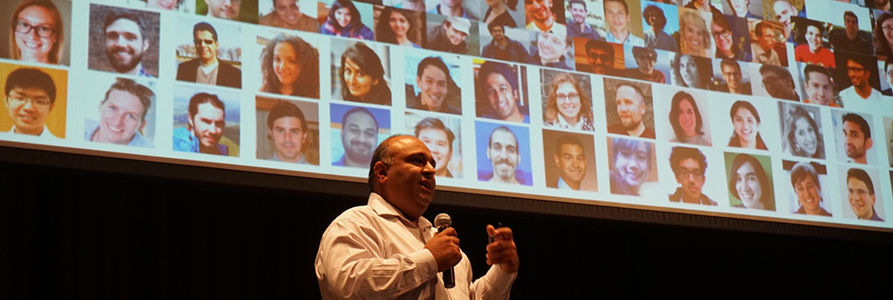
xmin=1 ymin=0 xmax=892 ymax=232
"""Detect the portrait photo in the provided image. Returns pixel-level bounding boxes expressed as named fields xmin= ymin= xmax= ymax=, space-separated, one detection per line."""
xmin=713 ymin=14 xmax=753 ymax=63
xmin=524 ymin=0 xmax=568 ymax=34
xmin=542 ymin=129 xmax=597 ymax=191
xmin=833 ymin=51 xmax=881 ymax=111
xmin=607 ymin=137 xmax=658 ymax=197
xmin=885 ymin=116 xmax=893 ymax=167
xmin=425 ymin=14 xmax=480 ymax=56
xmin=712 ymin=59 xmax=754 ymax=95
xmin=404 ymin=50 xmax=463 ymax=115
xmin=603 ymin=77 xmax=655 ymax=139
xmin=0 ymin=62 xmax=67 ymax=138
xmin=83 ymin=75 xmax=157 ymax=148
xmin=831 ymin=110 xmax=877 ymax=165
xmin=256 ymin=30 xmax=320 ymax=99
xmin=719 ymin=99 xmax=780 ymax=151
xmin=782 ymin=160 xmax=832 ymax=216
xmin=640 ymin=1 xmax=679 ymax=53
xmin=751 ymin=64 xmax=802 ymax=101
xmin=255 ymin=96 xmax=319 ymax=165
xmin=573 ymin=38 xmax=624 ymax=76
xmin=791 ymin=17 xmax=835 ymax=68
xmin=125 ymin=0 xmax=196 ymax=13
xmin=474 ymin=59 xmax=530 ymax=123
xmin=374 ymin=5 xmax=425 ymax=48
xmin=426 ymin=0 xmax=483 ymax=20
xmin=602 ymin=0 xmax=644 ymax=46
xmin=331 ymin=40 xmax=392 ymax=106
xmin=540 ymin=69 xmax=594 ymax=132
xmin=816 ymin=4 xmax=874 ymax=57
xmin=478 ymin=0 xmax=525 ymax=28
xmin=197 ymin=0 xmax=259 ymax=23
xmin=479 ymin=22 xmax=536 ymax=64
xmin=724 ymin=151 xmax=776 ymax=211
xmin=172 ymin=84 xmax=241 ymax=157
xmin=722 ymin=0 xmax=763 ymax=19
xmin=748 ymin=19 xmax=788 ymax=66
xmin=761 ymin=0 xmax=806 ymax=41
xmin=566 ymin=0 xmax=607 ymax=41
xmin=0 ymin=0 xmax=72 ymax=66
xmin=529 ymin=30 xmax=575 ymax=70
xmin=475 ymin=120 xmax=532 ymax=186
xmin=676 ymin=7 xmax=715 ymax=59
xmin=669 ymin=52 xmax=715 ymax=90
xmin=797 ymin=62 xmax=842 ymax=107
xmin=840 ymin=167 xmax=886 ymax=221
xmin=258 ymin=0 xmax=319 ymax=32
xmin=330 ymin=103 xmax=391 ymax=168
xmin=622 ymin=47 xmax=671 ymax=84
xmin=778 ymin=101 xmax=825 ymax=159
xmin=654 ymin=86 xmax=712 ymax=146
xmin=405 ymin=111 xmax=463 ymax=178
xmin=319 ymin=0 xmax=375 ymax=40
xmin=660 ymin=145 xmax=723 ymax=206
xmin=88 ymin=4 xmax=161 ymax=78
xmin=174 ymin=17 xmax=243 ymax=89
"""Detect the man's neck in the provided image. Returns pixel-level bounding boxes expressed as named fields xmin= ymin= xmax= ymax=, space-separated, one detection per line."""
xmin=561 ymin=177 xmax=581 ymax=190
xmin=575 ymin=20 xmax=587 ymax=31
xmin=494 ymin=38 xmax=509 ymax=48
xmin=344 ymin=155 xmax=367 ymax=167
xmin=540 ymin=55 xmax=560 ymax=64
xmin=201 ymin=58 xmax=219 ymax=67
xmin=278 ymin=151 xmax=303 ymax=163
xmin=858 ymin=209 xmax=875 ymax=220
xmin=611 ymin=29 xmax=629 ymax=43
xmin=853 ymin=156 xmax=867 ymax=164
xmin=760 ymin=44 xmax=772 ymax=52
xmin=490 ymin=175 xmax=518 ymax=184
xmin=854 ymin=83 xmax=873 ymax=99
xmin=627 ymin=122 xmax=646 ymax=137
xmin=505 ymin=109 xmax=524 ymax=122
xmin=199 ymin=144 xmax=222 ymax=155
xmin=681 ymin=193 xmax=702 ymax=204
xmin=729 ymin=83 xmax=745 ymax=94
xmin=809 ymin=46 xmax=821 ymax=54
xmin=846 ymin=30 xmax=857 ymax=40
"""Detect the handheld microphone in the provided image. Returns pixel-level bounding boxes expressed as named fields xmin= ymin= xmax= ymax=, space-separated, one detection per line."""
xmin=434 ymin=213 xmax=455 ymax=289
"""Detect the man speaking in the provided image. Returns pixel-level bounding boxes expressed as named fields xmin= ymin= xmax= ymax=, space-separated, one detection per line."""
xmin=316 ymin=135 xmax=519 ymax=299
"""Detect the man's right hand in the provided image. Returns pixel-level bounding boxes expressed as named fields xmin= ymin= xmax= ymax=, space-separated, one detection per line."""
xmin=424 ymin=227 xmax=462 ymax=272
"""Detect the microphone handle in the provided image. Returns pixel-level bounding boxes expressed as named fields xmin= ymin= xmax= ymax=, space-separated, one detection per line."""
xmin=437 ymin=226 xmax=456 ymax=289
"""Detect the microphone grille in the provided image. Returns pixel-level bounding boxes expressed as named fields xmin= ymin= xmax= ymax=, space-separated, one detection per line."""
xmin=434 ymin=213 xmax=452 ymax=227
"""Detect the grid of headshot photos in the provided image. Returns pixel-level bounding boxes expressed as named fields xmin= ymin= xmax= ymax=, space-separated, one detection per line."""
xmin=1 ymin=0 xmax=892 ymax=229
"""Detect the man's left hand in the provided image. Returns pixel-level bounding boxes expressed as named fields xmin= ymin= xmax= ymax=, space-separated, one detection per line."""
xmin=485 ymin=225 xmax=518 ymax=273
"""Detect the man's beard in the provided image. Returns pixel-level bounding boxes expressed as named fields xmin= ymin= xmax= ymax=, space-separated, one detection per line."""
xmin=107 ymin=48 xmax=143 ymax=73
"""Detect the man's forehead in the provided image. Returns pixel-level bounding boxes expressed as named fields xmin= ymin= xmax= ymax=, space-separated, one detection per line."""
xmin=842 ymin=120 xmax=864 ymax=133
xmin=419 ymin=127 xmax=448 ymax=140
xmin=490 ymin=130 xmax=518 ymax=147
xmin=560 ymin=143 xmax=584 ymax=154
xmin=345 ymin=111 xmax=377 ymax=128
xmin=9 ymin=87 xmax=49 ymax=98
xmin=616 ymin=86 xmax=642 ymax=101
xmin=273 ymin=116 xmax=304 ymax=129
xmin=107 ymin=18 xmax=142 ymax=34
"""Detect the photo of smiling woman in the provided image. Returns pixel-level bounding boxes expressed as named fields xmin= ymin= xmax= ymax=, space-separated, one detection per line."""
xmin=542 ymin=71 xmax=594 ymax=132
xmin=609 ymin=137 xmax=657 ymax=197
xmin=726 ymin=152 xmax=775 ymax=211
xmin=4 ymin=0 xmax=69 ymax=65
xmin=779 ymin=102 xmax=824 ymax=159
xmin=677 ymin=8 xmax=712 ymax=58
xmin=668 ymin=91 xmax=711 ymax=146
xmin=727 ymin=100 xmax=768 ymax=150
xmin=785 ymin=160 xmax=831 ymax=216
xmin=259 ymin=34 xmax=319 ymax=99
xmin=333 ymin=41 xmax=392 ymax=106
xmin=320 ymin=0 xmax=374 ymax=40
xmin=375 ymin=6 xmax=423 ymax=48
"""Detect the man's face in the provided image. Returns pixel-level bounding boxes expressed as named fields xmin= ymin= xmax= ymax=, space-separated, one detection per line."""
xmin=341 ymin=111 xmax=378 ymax=164
xmin=735 ymin=161 xmax=763 ymax=208
xmin=805 ymin=71 xmax=835 ymax=105
xmin=615 ymin=85 xmax=645 ymax=130
xmin=555 ymin=143 xmax=587 ymax=186
xmin=844 ymin=15 xmax=858 ymax=36
xmin=805 ymin=25 xmax=821 ymax=52
xmin=570 ymin=3 xmax=587 ymax=24
xmin=525 ymin=0 xmax=553 ymax=23
xmin=847 ymin=59 xmax=870 ymax=88
xmin=614 ymin=142 xmax=649 ymax=188
xmin=675 ymin=158 xmax=705 ymax=201
xmin=537 ymin=32 xmax=568 ymax=61
xmin=445 ymin=23 xmax=467 ymax=46
xmin=194 ymin=30 xmax=218 ymax=64
xmin=205 ymin=0 xmax=241 ymax=20
xmin=721 ymin=64 xmax=743 ymax=90
xmin=97 ymin=89 xmax=146 ymax=144
xmin=758 ymin=26 xmax=776 ymax=50
xmin=730 ymin=0 xmax=749 ymax=17
xmin=5 ymin=87 xmax=53 ymax=134
xmin=488 ymin=129 xmax=520 ymax=182
xmin=485 ymin=73 xmax=519 ymax=120
xmin=795 ymin=175 xmax=821 ymax=214
xmin=587 ymin=47 xmax=613 ymax=74
xmin=274 ymin=0 xmax=302 ymax=26
xmin=105 ymin=19 xmax=148 ymax=73
xmin=378 ymin=136 xmax=436 ymax=220
xmin=418 ymin=66 xmax=449 ymax=111
xmin=634 ymin=53 xmax=655 ymax=74
xmin=417 ymin=127 xmax=452 ymax=175
xmin=848 ymin=177 xmax=876 ymax=219
xmin=189 ymin=102 xmax=225 ymax=149
xmin=269 ymin=116 xmax=306 ymax=162
xmin=761 ymin=69 xmax=797 ymax=100
xmin=490 ymin=26 xmax=506 ymax=42
xmin=773 ymin=1 xmax=795 ymax=36
xmin=604 ymin=1 xmax=629 ymax=34
xmin=842 ymin=120 xmax=872 ymax=160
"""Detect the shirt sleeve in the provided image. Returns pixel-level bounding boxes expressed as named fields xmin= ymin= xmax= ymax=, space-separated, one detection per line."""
xmin=316 ymin=217 xmax=440 ymax=299
xmin=469 ymin=264 xmax=517 ymax=300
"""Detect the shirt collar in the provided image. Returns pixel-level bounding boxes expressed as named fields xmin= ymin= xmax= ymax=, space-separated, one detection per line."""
xmin=368 ymin=192 xmax=432 ymax=229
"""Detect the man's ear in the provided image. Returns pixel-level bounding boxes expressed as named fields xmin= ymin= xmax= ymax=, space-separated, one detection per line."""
xmin=553 ymin=153 xmax=561 ymax=168
xmin=866 ymin=137 xmax=874 ymax=150
xmin=373 ymin=161 xmax=388 ymax=185
xmin=142 ymin=39 xmax=150 ymax=52
xmin=187 ymin=115 xmax=194 ymax=130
